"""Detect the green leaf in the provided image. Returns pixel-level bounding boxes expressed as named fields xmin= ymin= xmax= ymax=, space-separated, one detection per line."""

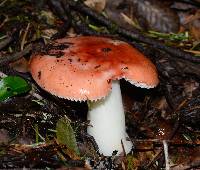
xmin=0 ymin=76 xmax=31 ymax=101
xmin=56 ymin=117 xmax=80 ymax=156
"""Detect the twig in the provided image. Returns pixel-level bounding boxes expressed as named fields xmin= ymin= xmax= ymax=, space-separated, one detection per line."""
xmin=0 ymin=36 xmax=13 ymax=50
xmin=20 ymin=23 xmax=30 ymax=51
xmin=48 ymin=0 xmax=71 ymax=39
xmin=0 ymin=14 xmax=8 ymax=28
xmin=0 ymin=29 xmax=19 ymax=50
xmin=184 ymin=49 xmax=200 ymax=55
xmin=176 ymin=0 xmax=200 ymax=7
xmin=0 ymin=44 xmax=32 ymax=66
xmin=0 ymin=0 xmax=7 ymax=6
xmin=71 ymin=12 xmax=104 ymax=36
xmin=134 ymin=139 xmax=200 ymax=147
xmin=65 ymin=0 xmax=200 ymax=63
xmin=163 ymin=140 xmax=170 ymax=170
xmin=48 ymin=0 xmax=70 ymax=22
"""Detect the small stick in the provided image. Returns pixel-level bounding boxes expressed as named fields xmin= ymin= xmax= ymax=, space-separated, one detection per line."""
xmin=0 ymin=44 xmax=32 ymax=66
xmin=0 ymin=36 xmax=13 ymax=50
xmin=176 ymin=0 xmax=200 ymax=7
xmin=0 ymin=29 xmax=19 ymax=50
xmin=163 ymin=140 xmax=170 ymax=170
xmin=20 ymin=23 xmax=30 ymax=51
xmin=134 ymin=139 xmax=200 ymax=147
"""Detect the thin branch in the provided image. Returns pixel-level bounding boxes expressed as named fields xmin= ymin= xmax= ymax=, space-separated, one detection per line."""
xmin=71 ymin=12 xmax=104 ymax=36
xmin=134 ymin=139 xmax=200 ymax=147
xmin=0 ymin=29 xmax=19 ymax=50
xmin=0 ymin=44 xmax=32 ymax=66
xmin=48 ymin=0 xmax=71 ymax=39
xmin=176 ymin=0 xmax=200 ymax=7
xmin=163 ymin=140 xmax=170 ymax=170
xmin=0 ymin=36 xmax=13 ymax=50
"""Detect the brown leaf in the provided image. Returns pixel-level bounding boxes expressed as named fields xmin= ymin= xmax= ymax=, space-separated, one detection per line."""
xmin=84 ymin=0 xmax=106 ymax=12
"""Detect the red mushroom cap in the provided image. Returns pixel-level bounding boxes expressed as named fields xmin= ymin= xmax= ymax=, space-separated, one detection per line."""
xmin=30 ymin=36 xmax=159 ymax=101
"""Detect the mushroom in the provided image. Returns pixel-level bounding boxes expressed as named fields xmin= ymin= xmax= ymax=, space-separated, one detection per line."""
xmin=30 ymin=36 xmax=159 ymax=156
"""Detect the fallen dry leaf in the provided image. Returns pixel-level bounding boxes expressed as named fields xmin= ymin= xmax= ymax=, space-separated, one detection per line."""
xmin=84 ymin=0 xmax=106 ymax=12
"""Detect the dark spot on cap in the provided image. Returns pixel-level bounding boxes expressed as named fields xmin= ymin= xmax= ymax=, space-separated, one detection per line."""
xmin=107 ymin=79 xmax=111 ymax=84
xmin=94 ymin=65 xmax=101 ymax=69
xmin=38 ymin=71 xmax=41 ymax=79
xmin=102 ymin=47 xmax=112 ymax=53
xmin=122 ymin=67 xmax=128 ymax=70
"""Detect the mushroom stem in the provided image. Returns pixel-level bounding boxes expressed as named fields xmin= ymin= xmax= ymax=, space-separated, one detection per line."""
xmin=87 ymin=80 xmax=133 ymax=156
